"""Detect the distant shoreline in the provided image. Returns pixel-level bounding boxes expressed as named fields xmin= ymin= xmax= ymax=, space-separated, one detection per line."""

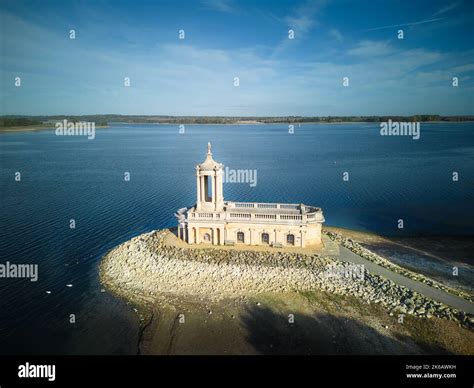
xmin=1 ymin=120 xmax=472 ymax=133
xmin=0 ymin=125 xmax=109 ymax=133
xmin=0 ymin=125 xmax=53 ymax=132
xmin=2 ymin=114 xmax=473 ymax=132
xmin=151 ymin=120 xmax=474 ymax=125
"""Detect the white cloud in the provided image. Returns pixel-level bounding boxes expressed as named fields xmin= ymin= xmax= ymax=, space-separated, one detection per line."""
xmin=347 ymin=40 xmax=394 ymax=57
xmin=1 ymin=7 xmax=472 ymax=116
xmin=271 ymin=0 xmax=327 ymax=58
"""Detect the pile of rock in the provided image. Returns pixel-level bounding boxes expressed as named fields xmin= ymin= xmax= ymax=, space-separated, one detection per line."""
xmin=325 ymin=230 xmax=473 ymax=303
xmin=100 ymin=229 xmax=473 ymax=329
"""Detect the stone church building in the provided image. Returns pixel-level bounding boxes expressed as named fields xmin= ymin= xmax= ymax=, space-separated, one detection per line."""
xmin=176 ymin=143 xmax=325 ymax=248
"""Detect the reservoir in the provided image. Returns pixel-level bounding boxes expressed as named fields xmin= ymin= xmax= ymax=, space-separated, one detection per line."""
xmin=0 ymin=122 xmax=472 ymax=354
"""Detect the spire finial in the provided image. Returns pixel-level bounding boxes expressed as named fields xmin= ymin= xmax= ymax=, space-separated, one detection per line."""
xmin=207 ymin=142 xmax=212 ymax=155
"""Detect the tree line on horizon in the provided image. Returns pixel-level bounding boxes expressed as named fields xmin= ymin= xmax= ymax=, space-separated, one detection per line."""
xmin=1 ymin=114 xmax=473 ymax=127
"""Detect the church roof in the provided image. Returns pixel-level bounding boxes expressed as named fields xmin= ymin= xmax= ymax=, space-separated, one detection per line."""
xmin=198 ymin=143 xmax=222 ymax=171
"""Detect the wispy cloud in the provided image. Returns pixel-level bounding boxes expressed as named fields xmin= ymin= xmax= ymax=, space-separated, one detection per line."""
xmin=328 ymin=28 xmax=343 ymax=42
xmin=363 ymin=18 xmax=443 ymax=32
xmin=433 ymin=1 xmax=461 ymax=17
xmin=202 ymin=0 xmax=236 ymax=13
xmin=347 ymin=40 xmax=394 ymax=57
xmin=271 ymin=0 xmax=327 ymax=58
xmin=285 ymin=0 xmax=327 ymax=35
xmin=1 ymin=1 xmax=472 ymax=116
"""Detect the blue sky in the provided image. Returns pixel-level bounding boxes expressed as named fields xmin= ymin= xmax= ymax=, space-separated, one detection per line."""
xmin=1 ymin=0 xmax=473 ymax=116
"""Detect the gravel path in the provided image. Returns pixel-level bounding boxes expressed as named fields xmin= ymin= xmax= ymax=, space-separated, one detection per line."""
xmin=337 ymin=245 xmax=474 ymax=314
xmin=323 ymin=235 xmax=474 ymax=313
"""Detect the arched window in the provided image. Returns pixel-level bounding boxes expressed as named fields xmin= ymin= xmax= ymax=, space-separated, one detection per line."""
xmin=261 ymin=233 xmax=269 ymax=244
xmin=237 ymin=231 xmax=245 ymax=243
xmin=287 ymin=234 xmax=295 ymax=246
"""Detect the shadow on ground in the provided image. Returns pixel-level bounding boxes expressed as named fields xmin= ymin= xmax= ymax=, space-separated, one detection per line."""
xmin=240 ymin=304 xmax=451 ymax=355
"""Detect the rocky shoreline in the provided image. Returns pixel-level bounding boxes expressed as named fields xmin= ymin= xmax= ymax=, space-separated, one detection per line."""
xmin=100 ymin=229 xmax=473 ymax=330
xmin=325 ymin=230 xmax=473 ymax=302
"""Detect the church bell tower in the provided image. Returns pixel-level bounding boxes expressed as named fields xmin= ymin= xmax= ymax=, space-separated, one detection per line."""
xmin=195 ymin=143 xmax=224 ymax=212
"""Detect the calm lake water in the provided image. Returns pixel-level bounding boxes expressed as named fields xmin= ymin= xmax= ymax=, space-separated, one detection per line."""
xmin=0 ymin=123 xmax=473 ymax=354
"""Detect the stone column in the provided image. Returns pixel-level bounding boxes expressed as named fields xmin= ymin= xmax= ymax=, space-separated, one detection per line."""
xmin=201 ymin=176 xmax=206 ymax=202
xmin=196 ymin=173 xmax=201 ymax=207
xmin=250 ymin=229 xmax=257 ymax=245
xmin=215 ymin=170 xmax=223 ymax=207
xmin=211 ymin=173 xmax=216 ymax=208
xmin=214 ymin=228 xmax=219 ymax=245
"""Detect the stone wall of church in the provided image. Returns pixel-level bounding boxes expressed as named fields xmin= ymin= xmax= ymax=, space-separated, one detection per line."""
xmin=185 ymin=221 xmax=322 ymax=247
xmin=305 ymin=223 xmax=322 ymax=245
